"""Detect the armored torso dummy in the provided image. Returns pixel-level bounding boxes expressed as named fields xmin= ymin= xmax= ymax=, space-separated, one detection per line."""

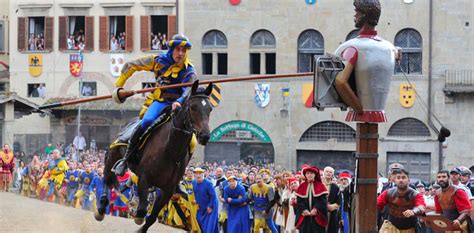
xmin=335 ymin=34 xmax=397 ymax=122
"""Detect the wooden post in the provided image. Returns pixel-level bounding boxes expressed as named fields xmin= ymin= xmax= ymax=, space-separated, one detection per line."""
xmin=355 ymin=122 xmax=378 ymax=233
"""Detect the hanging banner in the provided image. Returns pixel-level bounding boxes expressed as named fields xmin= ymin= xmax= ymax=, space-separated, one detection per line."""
xmin=28 ymin=54 xmax=42 ymax=77
xmin=302 ymin=83 xmax=314 ymax=108
xmin=255 ymin=83 xmax=270 ymax=108
xmin=210 ymin=83 xmax=222 ymax=108
xmin=69 ymin=53 xmax=83 ymax=77
xmin=110 ymin=54 xmax=125 ymax=77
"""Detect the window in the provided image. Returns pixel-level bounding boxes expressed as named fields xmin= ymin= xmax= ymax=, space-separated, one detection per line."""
xmin=201 ymin=30 xmax=228 ymax=75
xmin=150 ymin=16 xmax=168 ymax=51
xmin=18 ymin=17 xmax=53 ymax=52
xmin=81 ymin=82 xmax=96 ymax=96
xmin=265 ymin=53 xmax=276 ymax=74
xmin=28 ymin=83 xmax=46 ymax=98
xmin=388 ymin=118 xmax=430 ymax=137
xmin=59 ymin=16 xmax=93 ymax=51
xmin=346 ymin=29 xmax=359 ymax=41
xmin=299 ymin=121 xmax=355 ymax=142
xmin=28 ymin=17 xmax=45 ymax=51
xmin=250 ymin=30 xmax=276 ymax=48
xmin=0 ymin=22 xmax=4 ymax=51
xmin=0 ymin=83 xmax=5 ymax=92
xmin=100 ymin=16 xmax=133 ymax=52
xmin=203 ymin=30 xmax=227 ymax=49
xmin=217 ymin=53 xmax=228 ymax=75
xmin=202 ymin=53 xmax=213 ymax=75
xmin=298 ymin=30 xmax=324 ymax=73
xmin=394 ymin=29 xmax=422 ymax=74
xmin=109 ymin=16 xmax=125 ymax=51
xmin=250 ymin=30 xmax=276 ymax=75
xmin=142 ymin=82 xmax=155 ymax=97
xmin=250 ymin=53 xmax=261 ymax=75
xmin=140 ymin=15 xmax=176 ymax=52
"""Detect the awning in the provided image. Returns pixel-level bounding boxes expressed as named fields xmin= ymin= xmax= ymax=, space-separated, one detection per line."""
xmin=0 ymin=92 xmax=44 ymax=119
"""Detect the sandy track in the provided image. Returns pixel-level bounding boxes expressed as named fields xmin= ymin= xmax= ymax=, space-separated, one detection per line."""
xmin=0 ymin=192 xmax=184 ymax=233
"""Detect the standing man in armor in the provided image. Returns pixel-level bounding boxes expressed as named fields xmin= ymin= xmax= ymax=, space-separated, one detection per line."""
xmin=377 ymin=169 xmax=426 ymax=232
xmin=434 ymin=170 xmax=471 ymax=232
xmin=112 ymin=34 xmax=197 ymax=176
xmin=334 ymin=0 xmax=399 ymax=123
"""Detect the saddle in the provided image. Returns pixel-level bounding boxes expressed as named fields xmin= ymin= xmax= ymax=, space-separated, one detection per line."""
xmin=110 ymin=106 xmax=173 ymax=149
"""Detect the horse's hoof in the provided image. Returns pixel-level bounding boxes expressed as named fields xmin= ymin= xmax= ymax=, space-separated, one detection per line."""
xmin=94 ymin=211 xmax=105 ymax=221
xmin=134 ymin=217 xmax=145 ymax=225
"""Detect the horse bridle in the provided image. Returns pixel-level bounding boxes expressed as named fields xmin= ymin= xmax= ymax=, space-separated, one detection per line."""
xmin=175 ymin=94 xmax=210 ymax=135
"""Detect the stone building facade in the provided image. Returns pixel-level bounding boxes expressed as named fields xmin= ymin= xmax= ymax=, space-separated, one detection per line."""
xmin=5 ymin=0 xmax=474 ymax=180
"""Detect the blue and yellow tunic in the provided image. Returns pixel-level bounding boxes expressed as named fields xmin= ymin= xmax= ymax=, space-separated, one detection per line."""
xmin=115 ymin=50 xmax=196 ymax=118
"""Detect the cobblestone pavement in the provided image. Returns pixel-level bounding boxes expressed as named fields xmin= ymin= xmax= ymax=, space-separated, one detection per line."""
xmin=0 ymin=191 xmax=184 ymax=233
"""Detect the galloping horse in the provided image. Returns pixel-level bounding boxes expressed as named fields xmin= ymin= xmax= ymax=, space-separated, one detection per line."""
xmin=95 ymin=80 xmax=213 ymax=232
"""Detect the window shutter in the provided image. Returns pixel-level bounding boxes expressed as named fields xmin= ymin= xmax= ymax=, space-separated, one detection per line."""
xmin=167 ymin=15 xmax=177 ymax=38
xmin=58 ymin=16 xmax=68 ymax=51
xmin=85 ymin=16 xmax=94 ymax=52
xmin=17 ymin=17 xmax=27 ymax=51
xmin=125 ymin=16 xmax=134 ymax=52
xmin=44 ymin=17 xmax=54 ymax=51
xmin=99 ymin=16 xmax=109 ymax=52
xmin=140 ymin=16 xmax=150 ymax=51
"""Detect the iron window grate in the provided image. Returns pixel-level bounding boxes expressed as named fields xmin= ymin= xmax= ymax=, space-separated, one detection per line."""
xmin=299 ymin=121 xmax=356 ymax=142
xmin=388 ymin=118 xmax=431 ymax=137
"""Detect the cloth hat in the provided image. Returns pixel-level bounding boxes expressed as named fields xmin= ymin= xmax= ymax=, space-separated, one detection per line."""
xmin=415 ymin=180 xmax=425 ymax=188
xmin=193 ymin=167 xmax=205 ymax=173
xmin=288 ymin=177 xmax=300 ymax=185
xmin=458 ymin=166 xmax=472 ymax=176
xmin=389 ymin=163 xmax=404 ymax=171
xmin=259 ymin=168 xmax=271 ymax=175
xmin=450 ymin=167 xmax=461 ymax=175
xmin=227 ymin=175 xmax=237 ymax=181
xmin=167 ymin=34 xmax=192 ymax=49
xmin=302 ymin=165 xmax=319 ymax=176
xmin=339 ymin=172 xmax=352 ymax=179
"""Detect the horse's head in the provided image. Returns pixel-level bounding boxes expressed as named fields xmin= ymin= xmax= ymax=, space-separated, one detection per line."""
xmin=185 ymin=80 xmax=213 ymax=145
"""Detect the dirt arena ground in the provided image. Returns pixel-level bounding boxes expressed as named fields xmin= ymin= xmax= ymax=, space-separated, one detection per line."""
xmin=0 ymin=191 xmax=184 ymax=233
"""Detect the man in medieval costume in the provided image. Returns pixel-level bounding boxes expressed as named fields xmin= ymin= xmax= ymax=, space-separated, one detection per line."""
xmin=295 ymin=165 xmax=328 ymax=233
xmin=192 ymin=167 xmax=219 ymax=233
xmin=322 ymin=166 xmax=341 ymax=233
xmin=112 ymin=34 xmax=197 ymax=177
xmin=0 ymin=144 xmax=14 ymax=192
xmin=224 ymin=175 xmax=250 ymax=233
xmin=45 ymin=149 xmax=69 ymax=202
xmin=377 ymin=168 xmax=426 ymax=232
xmin=433 ymin=170 xmax=472 ymax=233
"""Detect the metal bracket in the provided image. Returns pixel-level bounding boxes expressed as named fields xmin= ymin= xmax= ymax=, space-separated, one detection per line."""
xmin=357 ymin=178 xmax=378 ymax=184
xmin=354 ymin=153 xmax=379 ymax=159
xmin=356 ymin=133 xmax=379 ymax=139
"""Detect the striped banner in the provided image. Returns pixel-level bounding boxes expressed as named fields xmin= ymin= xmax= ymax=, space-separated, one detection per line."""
xmin=210 ymin=83 xmax=222 ymax=107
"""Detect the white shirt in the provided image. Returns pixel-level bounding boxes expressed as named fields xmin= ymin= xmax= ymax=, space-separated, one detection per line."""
xmin=67 ymin=38 xmax=74 ymax=50
xmin=73 ymin=136 xmax=87 ymax=150
xmin=37 ymin=86 xmax=46 ymax=98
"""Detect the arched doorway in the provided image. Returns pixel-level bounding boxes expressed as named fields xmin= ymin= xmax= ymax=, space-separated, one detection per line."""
xmin=205 ymin=120 xmax=274 ymax=166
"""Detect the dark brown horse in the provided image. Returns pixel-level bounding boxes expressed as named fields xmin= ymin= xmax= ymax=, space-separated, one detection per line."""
xmin=95 ymin=80 xmax=213 ymax=232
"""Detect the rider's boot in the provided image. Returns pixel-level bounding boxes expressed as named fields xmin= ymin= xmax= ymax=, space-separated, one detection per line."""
xmin=113 ymin=126 xmax=145 ymax=176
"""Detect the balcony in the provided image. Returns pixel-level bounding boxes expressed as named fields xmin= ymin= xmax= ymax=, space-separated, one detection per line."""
xmin=443 ymin=70 xmax=474 ymax=95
